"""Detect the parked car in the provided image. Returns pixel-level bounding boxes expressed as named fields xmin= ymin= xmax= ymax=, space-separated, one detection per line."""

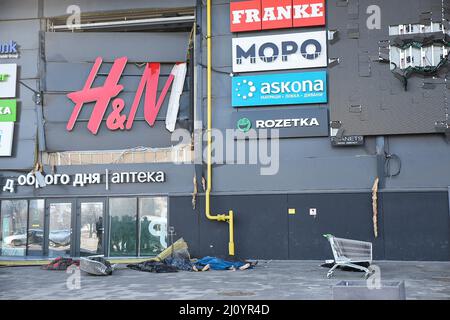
xmin=2 ymin=229 xmax=70 ymax=247
xmin=49 ymin=229 xmax=71 ymax=247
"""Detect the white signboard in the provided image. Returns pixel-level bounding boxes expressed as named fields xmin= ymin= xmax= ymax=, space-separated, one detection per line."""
xmin=0 ymin=122 xmax=14 ymax=156
xmin=0 ymin=64 xmax=17 ymax=98
xmin=232 ymin=31 xmax=327 ymax=73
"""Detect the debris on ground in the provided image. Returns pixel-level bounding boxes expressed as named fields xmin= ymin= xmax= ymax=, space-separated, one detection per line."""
xmin=80 ymin=256 xmax=114 ymax=276
xmin=127 ymin=238 xmax=257 ymax=273
xmin=41 ymin=257 xmax=79 ymax=271
xmin=127 ymin=260 xmax=179 ymax=273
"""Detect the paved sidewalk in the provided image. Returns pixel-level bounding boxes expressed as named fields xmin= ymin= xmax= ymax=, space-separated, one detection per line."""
xmin=0 ymin=261 xmax=449 ymax=300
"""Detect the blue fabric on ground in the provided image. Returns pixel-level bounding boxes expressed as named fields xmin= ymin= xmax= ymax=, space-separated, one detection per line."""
xmin=195 ymin=256 xmax=248 ymax=270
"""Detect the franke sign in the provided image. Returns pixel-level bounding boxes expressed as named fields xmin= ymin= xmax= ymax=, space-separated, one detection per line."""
xmin=232 ymin=71 xmax=327 ymax=107
xmin=230 ymin=0 xmax=326 ymax=32
xmin=232 ymin=31 xmax=327 ymax=73
xmin=66 ymin=57 xmax=187 ymax=135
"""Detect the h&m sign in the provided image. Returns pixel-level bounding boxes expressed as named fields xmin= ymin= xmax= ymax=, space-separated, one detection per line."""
xmin=66 ymin=57 xmax=187 ymax=135
xmin=230 ymin=0 xmax=326 ymax=32
xmin=232 ymin=31 xmax=327 ymax=73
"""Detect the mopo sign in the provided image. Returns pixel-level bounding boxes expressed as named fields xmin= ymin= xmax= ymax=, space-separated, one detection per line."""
xmin=232 ymin=31 xmax=327 ymax=73
xmin=230 ymin=0 xmax=326 ymax=32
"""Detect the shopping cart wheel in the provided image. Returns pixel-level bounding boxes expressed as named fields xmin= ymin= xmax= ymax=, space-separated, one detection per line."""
xmin=327 ymin=272 xmax=333 ymax=279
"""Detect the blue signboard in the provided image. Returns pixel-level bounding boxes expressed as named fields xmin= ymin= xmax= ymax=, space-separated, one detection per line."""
xmin=232 ymin=71 xmax=327 ymax=107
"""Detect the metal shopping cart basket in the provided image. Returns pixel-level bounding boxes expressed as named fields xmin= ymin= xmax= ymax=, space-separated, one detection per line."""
xmin=323 ymin=234 xmax=373 ymax=279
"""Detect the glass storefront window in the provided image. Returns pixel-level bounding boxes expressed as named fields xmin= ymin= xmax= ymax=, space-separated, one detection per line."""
xmin=48 ymin=202 xmax=72 ymax=258
xmin=139 ymin=197 xmax=168 ymax=256
xmin=80 ymin=202 xmax=104 ymax=256
xmin=0 ymin=200 xmax=28 ymax=256
xmin=27 ymin=199 xmax=45 ymax=256
xmin=109 ymin=198 xmax=137 ymax=256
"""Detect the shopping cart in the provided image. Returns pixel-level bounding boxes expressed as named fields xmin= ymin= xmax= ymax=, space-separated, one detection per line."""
xmin=323 ymin=234 xmax=373 ymax=279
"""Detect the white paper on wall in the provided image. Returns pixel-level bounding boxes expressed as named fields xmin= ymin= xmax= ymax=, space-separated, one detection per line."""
xmin=165 ymin=62 xmax=187 ymax=132
xmin=0 ymin=122 xmax=14 ymax=156
xmin=0 ymin=64 xmax=17 ymax=98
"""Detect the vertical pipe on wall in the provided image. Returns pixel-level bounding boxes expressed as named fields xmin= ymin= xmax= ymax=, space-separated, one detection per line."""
xmin=205 ymin=0 xmax=235 ymax=256
xmin=375 ymin=136 xmax=386 ymax=189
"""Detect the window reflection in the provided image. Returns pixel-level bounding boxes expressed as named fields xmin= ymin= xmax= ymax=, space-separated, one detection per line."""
xmin=80 ymin=202 xmax=104 ymax=256
xmin=139 ymin=197 xmax=168 ymax=256
xmin=0 ymin=200 xmax=28 ymax=256
xmin=49 ymin=203 xmax=72 ymax=258
xmin=109 ymin=198 xmax=137 ymax=256
xmin=27 ymin=200 xmax=45 ymax=256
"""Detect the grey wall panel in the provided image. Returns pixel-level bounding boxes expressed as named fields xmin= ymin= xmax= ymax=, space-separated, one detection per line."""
xmin=43 ymin=92 xmax=190 ymax=123
xmin=17 ymin=80 xmax=39 ymax=107
xmin=45 ymin=62 xmax=190 ymax=92
xmin=44 ymin=120 xmax=190 ymax=152
xmin=11 ymin=50 xmax=39 ymax=79
xmin=43 ymin=31 xmax=193 ymax=151
xmin=0 ymin=0 xmax=39 ymax=20
xmin=383 ymin=192 xmax=450 ymax=260
xmin=195 ymin=194 xmax=289 ymax=259
xmin=287 ymin=193 xmax=384 ymax=260
xmin=16 ymin=106 xmax=37 ymax=140
xmin=384 ymin=136 xmax=450 ymax=189
xmin=0 ymin=139 xmax=36 ymax=170
xmin=44 ymin=32 xmax=191 ymax=63
xmin=213 ymin=157 xmax=377 ymax=193
xmin=328 ymin=0 xmax=448 ymax=136
xmin=43 ymin=0 xmax=195 ymax=17
xmin=169 ymin=196 xmax=200 ymax=258
xmin=0 ymin=20 xmax=40 ymax=49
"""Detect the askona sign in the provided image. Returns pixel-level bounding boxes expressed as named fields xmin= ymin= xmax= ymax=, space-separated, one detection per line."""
xmin=232 ymin=71 xmax=327 ymax=107
xmin=230 ymin=0 xmax=326 ymax=32
xmin=232 ymin=31 xmax=327 ymax=73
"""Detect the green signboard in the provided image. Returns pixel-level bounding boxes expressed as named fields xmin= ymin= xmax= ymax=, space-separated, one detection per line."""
xmin=0 ymin=99 xmax=16 ymax=122
xmin=0 ymin=74 xmax=9 ymax=81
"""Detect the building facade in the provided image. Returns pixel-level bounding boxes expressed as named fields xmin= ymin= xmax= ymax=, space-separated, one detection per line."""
xmin=0 ymin=0 xmax=449 ymax=261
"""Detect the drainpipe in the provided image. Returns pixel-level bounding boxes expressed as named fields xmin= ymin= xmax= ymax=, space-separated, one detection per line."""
xmin=205 ymin=0 xmax=235 ymax=256
xmin=375 ymin=136 xmax=386 ymax=189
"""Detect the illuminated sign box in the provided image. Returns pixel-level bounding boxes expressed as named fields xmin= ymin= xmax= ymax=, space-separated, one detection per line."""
xmin=232 ymin=107 xmax=329 ymax=138
xmin=0 ymin=122 xmax=14 ymax=156
xmin=232 ymin=71 xmax=327 ymax=107
xmin=0 ymin=99 xmax=17 ymax=122
xmin=232 ymin=31 xmax=327 ymax=73
xmin=230 ymin=0 xmax=326 ymax=32
xmin=0 ymin=64 xmax=17 ymax=98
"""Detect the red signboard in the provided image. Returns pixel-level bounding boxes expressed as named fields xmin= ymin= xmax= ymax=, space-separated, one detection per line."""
xmin=66 ymin=57 xmax=175 ymax=135
xmin=230 ymin=0 xmax=325 ymax=32
xmin=230 ymin=0 xmax=262 ymax=32
xmin=261 ymin=0 xmax=293 ymax=30
xmin=293 ymin=0 xmax=325 ymax=27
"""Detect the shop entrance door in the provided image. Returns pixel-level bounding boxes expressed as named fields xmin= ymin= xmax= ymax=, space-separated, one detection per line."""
xmin=76 ymin=199 xmax=106 ymax=257
xmin=45 ymin=199 xmax=75 ymax=258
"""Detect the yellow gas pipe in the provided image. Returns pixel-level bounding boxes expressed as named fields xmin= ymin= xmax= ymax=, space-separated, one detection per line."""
xmin=205 ymin=0 xmax=235 ymax=256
